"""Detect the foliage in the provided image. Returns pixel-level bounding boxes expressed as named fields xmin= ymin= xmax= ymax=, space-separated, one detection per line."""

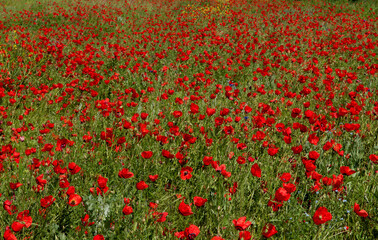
xmin=0 ymin=0 xmax=377 ymax=239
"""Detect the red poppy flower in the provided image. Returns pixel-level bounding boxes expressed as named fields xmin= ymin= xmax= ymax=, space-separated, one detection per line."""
xmin=66 ymin=186 xmax=76 ymax=196
xmin=123 ymin=205 xmax=133 ymax=215
xmin=229 ymin=182 xmax=238 ymax=195
xmin=59 ymin=175 xmax=70 ymax=188
xmin=3 ymin=200 xmax=17 ymax=215
xmin=180 ymin=166 xmax=193 ymax=180
xmin=236 ymin=156 xmax=246 ymax=165
xmin=36 ymin=174 xmax=47 ymax=186
xmin=3 ymin=228 xmax=17 ymax=240
xmin=283 ymin=135 xmax=292 ymax=144
xmin=97 ymin=175 xmax=108 ymax=189
xmin=310 ymin=171 xmax=323 ymax=181
xmin=262 ymin=223 xmax=278 ymax=238
xmin=343 ymin=123 xmax=359 ymax=132
xmin=313 ymin=207 xmax=332 ymax=225
xmin=308 ymin=133 xmax=319 ymax=145
xmin=268 ymin=198 xmax=283 ymax=212
xmin=172 ymin=111 xmax=183 ymax=118
xmin=233 ymin=216 xmax=252 ymax=231
xmin=340 ymin=166 xmax=356 ymax=176
xmin=308 ymin=151 xmax=320 ymax=160
xmin=174 ymin=231 xmax=185 ymax=239
xmin=251 ymin=163 xmax=261 ymax=178
xmin=154 ymin=211 xmax=168 ymax=222
xmin=41 ymin=143 xmax=54 ymax=152
xmin=118 ymin=168 xmax=134 ymax=179
xmin=283 ymin=183 xmax=296 ymax=193
xmin=162 ymin=149 xmax=174 ymax=159
xmin=178 ymin=201 xmax=193 ymax=216
xmin=16 ymin=210 xmax=32 ymax=228
xmin=223 ymin=126 xmax=234 ymax=135
xmin=291 ymin=145 xmax=303 ymax=154
xmin=291 ymin=108 xmax=301 ymax=118
xmin=93 ymin=235 xmax=105 ymax=240
xmin=141 ymin=151 xmax=153 ymax=159
xmin=81 ymin=214 xmax=94 ymax=227
xmin=220 ymin=108 xmax=230 ymax=116
xmin=280 ymin=173 xmax=291 ymax=183
xmin=274 ymin=187 xmax=290 ymax=202
xmin=237 ymin=143 xmax=247 ymax=150
xmin=11 ymin=221 xmax=25 ymax=232
xmin=97 ymin=175 xmax=109 ymax=194
xmin=332 ymin=174 xmax=344 ymax=190
xmin=176 ymin=151 xmax=185 ymax=160
xmin=267 ymin=147 xmax=279 ymax=156
xmin=303 ymin=159 xmax=316 ymax=172
xmin=136 ymin=181 xmax=149 ymax=190
xmin=53 ymin=162 xmax=67 ymax=175
xmin=193 ymin=196 xmax=207 ymax=207
xmin=332 ymin=143 xmax=343 ymax=153
xmin=184 ymin=224 xmax=200 ymax=239
xmin=141 ymin=112 xmax=148 ymax=120
xmin=9 ymin=182 xmax=22 ymax=190
xmin=369 ymin=154 xmax=378 ymax=164
xmin=206 ymin=107 xmax=216 ymax=116
xmin=68 ymin=194 xmax=82 ymax=207
xmin=353 ymin=203 xmax=368 ymax=218
xmin=149 ymin=174 xmax=159 ymax=182
xmin=239 ymin=231 xmax=251 ymax=240
xmin=117 ymin=136 xmax=126 ymax=145
xmin=219 ymin=165 xmax=232 ymax=178
xmin=212 ymin=237 xmax=225 ymax=240
xmin=56 ymin=138 xmax=74 ymax=151
xmin=68 ymin=162 xmax=81 ymax=175
xmin=203 ymin=156 xmax=213 ymax=166
xmin=244 ymin=105 xmax=252 ymax=113
xmin=189 ymin=103 xmax=199 ymax=114
xmin=40 ymin=195 xmax=56 ymax=208
xmin=322 ymin=177 xmax=333 ymax=186
xmin=323 ymin=141 xmax=334 ymax=151
xmin=149 ymin=202 xmax=158 ymax=210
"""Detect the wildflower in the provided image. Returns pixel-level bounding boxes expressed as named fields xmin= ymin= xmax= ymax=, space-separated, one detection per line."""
xmin=68 ymin=194 xmax=82 ymax=207
xmin=274 ymin=187 xmax=291 ymax=202
xmin=267 ymin=147 xmax=279 ymax=156
xmin=262 ymin=223 xmax=277 ymax=238
xmin=141 ymin=151 xmax=153 ymax=159
xmin=93 ymin=235 xmax=105 ymax=240
xmin=340 ymin=166 xmax=356 ymax=176
xmin=40 ymin=196 xmax=56 ymax=208
xmin=193 ymin=196 xmax=207 ymax=207
xmin=68 ymin=162 xmax=81 ymax=175
xmin=136 ymin=181 xmax=149 ymax=190
xmin=178 ymin=201 xmax=193 ymax=216
xmin=250 ymin=163 xmax=261 ymax=178
xmin=354 ymin=203 xmax=368 ymax=218
xmin=122 ymin=205 xmax=133 ymax=215
xmin=239 ymin=231 xmax=251 ymax=240
xmin=180 ymin=166 xmax=193 ymax=180
xmin=233 ymin=216 xmax=252 ymax=231
xmin=313 ymin=207 xmax=332 ymax=225
xmin=184 ymin=224 xmax=200 ymax=239
xmin=149 ymin=175 xmax=158 ymax=182
xmin=118 ymin=168 xmax=134 ymax=179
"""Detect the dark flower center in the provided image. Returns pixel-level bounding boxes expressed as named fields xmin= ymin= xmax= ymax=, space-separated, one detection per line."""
xmin=188 ymin=233 xmax=197 ymax=239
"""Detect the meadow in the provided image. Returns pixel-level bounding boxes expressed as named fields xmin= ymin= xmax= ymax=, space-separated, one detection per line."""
xmin=0 ymin=0 xmax=377 ymax=239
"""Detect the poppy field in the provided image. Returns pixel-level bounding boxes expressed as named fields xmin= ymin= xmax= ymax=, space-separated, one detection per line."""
xmin=0 ymin=0 xmax=377 ymax=239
